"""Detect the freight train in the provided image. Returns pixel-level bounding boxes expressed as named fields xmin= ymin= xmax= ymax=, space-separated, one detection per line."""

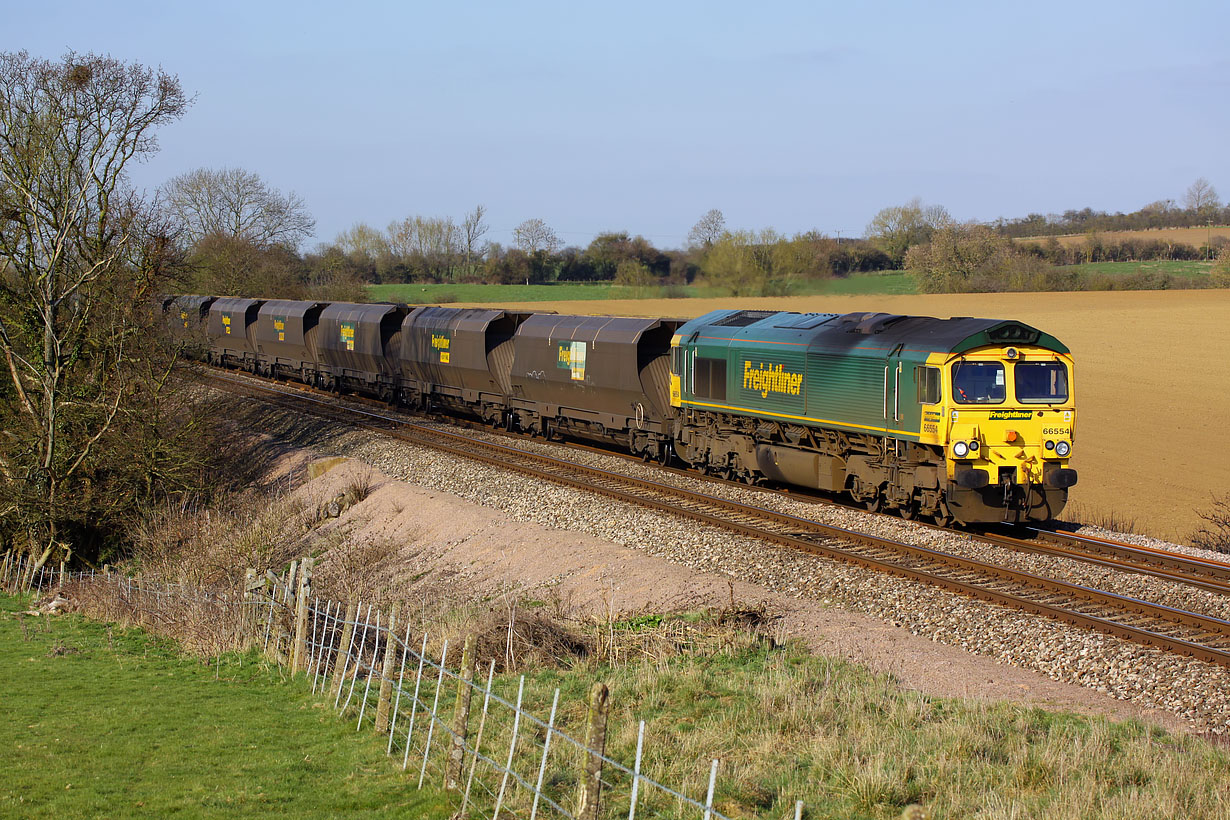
xmin=165 ymin=295 xmax=1078 ymax=526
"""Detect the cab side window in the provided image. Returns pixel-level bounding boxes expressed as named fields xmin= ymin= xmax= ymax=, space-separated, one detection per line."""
xmin=916 ymin=366 xmax=941 ymax=404
xmin=695 ymin=357 xmax=727 ymax=400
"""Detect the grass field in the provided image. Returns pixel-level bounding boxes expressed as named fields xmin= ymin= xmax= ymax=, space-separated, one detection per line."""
xmin=0 ymin=594 xmax=452 ymax=819
xmin=367 ymin=270 xmax=918 ymax=304
xmin=1054 ymin=260 xmax=1215 ymax=278
xmin=9 ymin=593 xmax=1230 ymax=819
xmin=368 ymin=260 xmax=1226 ymax=307
xmin=1018 ymin=226 xmax=1230 ymax=249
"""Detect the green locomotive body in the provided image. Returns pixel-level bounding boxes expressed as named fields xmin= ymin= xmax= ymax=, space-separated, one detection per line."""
xmin=669 ymin=309 xmax=1076 ymax=524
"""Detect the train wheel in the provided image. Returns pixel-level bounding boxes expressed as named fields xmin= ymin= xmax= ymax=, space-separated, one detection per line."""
xmin=658 ymin=444 xmax=672 ymax=467
xmin=864 ymin=494 xmax=883 ymax=513
xmin=898 ymin=502 xmax=917 ymax=521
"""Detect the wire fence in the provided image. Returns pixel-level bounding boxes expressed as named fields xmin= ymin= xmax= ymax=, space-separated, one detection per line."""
xmin=3 ymin=553 xmax=810 ymax=820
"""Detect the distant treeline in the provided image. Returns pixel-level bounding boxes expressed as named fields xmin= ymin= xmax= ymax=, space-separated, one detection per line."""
xmin=171 ymin=172 xmax=1230 ymax=301
xmin=994 ymin=202 xmax=1228 ymax=239
xmin=329 ymin=213 xmax=893 ymax=293
xmin=1018 ymin=235 xmax=1212 ymax=266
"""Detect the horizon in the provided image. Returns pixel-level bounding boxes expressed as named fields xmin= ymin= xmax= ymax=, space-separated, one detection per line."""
xmin=9 ymin=1 xmax=1228 ymax=250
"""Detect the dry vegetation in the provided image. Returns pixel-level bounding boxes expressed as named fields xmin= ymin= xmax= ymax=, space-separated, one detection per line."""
xmin=112 ymin=477 xmax=779 ymax=677
xmin=1192 ymin=494 xmax=1230 ymax=554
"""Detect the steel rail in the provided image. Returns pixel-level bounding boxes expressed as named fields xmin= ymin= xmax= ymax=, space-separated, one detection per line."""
xmin=197 ymin=367 xmax=1230 ymax=599
xmin=967 ymin=529 xmax=1230 ymax=597
xmin=211 ymin=368 xmax=1230 ymax=599
xmin=1027 ymin=527 xmax=1230 ymax=582
xmin=203 ymin=370 xmax=1230 ymax=668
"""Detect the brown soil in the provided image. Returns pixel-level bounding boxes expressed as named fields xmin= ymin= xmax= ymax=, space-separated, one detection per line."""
xmin=456 ymin=289 xmax=1230 ymax=542
xmin=289 ymin=454 xmax=1192 ymax=735
xmin=1016 ymin=226 xmax=1230 ymax=248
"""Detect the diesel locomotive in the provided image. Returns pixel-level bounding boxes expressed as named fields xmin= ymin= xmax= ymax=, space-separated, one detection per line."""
xmin=167 ymin=296 xmax=1077 ymax=525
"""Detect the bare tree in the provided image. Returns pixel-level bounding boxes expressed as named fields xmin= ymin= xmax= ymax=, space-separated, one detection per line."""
xmin=1184 ymin=177 xmax=1221 ymax=213
xmin=460 ymin=204 xmax=489 ymax=271
xmin=387 ymin=215 xmax=460 ymax=279
xmin=163 ymin=166 xmax=315 ymax=249
xmin=334 ymin=222 xmax=391 ymax=261
xmin=513 ymin=218 xmax=561 ymax=254
xmin=687 ymin=208 xmax=727 ymax=249
xmin=0 ymin=51 xmax=189 ymax=570
xmin=865 ymin=198 xmax=952 ymax=263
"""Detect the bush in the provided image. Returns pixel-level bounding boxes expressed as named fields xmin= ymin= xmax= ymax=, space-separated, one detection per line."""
xmin=1213 ymin=248 xmax=1230 ymax=288
xmin=1191 ymin=494 xmax=1230 ymax=553
xmin=907 ymin=223 xmax=1048 ymax=293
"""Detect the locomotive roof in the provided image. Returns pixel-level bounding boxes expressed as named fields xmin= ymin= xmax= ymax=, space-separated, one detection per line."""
xmin=676 ymin=309 xmax=1069 ymax=356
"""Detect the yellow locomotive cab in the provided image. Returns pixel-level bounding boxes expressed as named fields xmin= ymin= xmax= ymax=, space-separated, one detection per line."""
xmin=922 ymin=345 xmax=1077 ymax=521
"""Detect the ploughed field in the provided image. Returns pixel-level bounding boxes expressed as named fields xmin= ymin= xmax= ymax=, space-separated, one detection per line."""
xmin=444 ymin=289 xmax=1230 ymax=543
xmin=1017 ymin=225 xmax=1230 ymax=249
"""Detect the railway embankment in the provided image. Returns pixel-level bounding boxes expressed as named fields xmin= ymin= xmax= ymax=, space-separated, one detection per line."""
xmin=208 ymin=385 xmax=1230 ymax=736
xmin=22 ymin=393 xmax=1230 ymax=816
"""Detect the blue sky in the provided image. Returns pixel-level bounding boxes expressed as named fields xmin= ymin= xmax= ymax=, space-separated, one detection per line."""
xmin=9 ymin=1 xmax=1229 ymax=249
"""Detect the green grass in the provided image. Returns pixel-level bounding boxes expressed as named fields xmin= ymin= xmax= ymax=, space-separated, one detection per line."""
xmin=794 ymin=270 xmax=918 ymax=295
xmin=507 ymin=645 xmax=1230 ymax=819
xmin=1054 ymin=259 xmax=1216 ymax=278
xmin=0 ymin=594 xmax=453 ymax=819
xmin=11 ymin=587 xmax=1230 ymax=819
xmin=368 ymin=282 xmax=659 ymax=303
xmin=367 ymin=271 xmax=918 ymax=305
xmin=367 ymin=262 xmax=1219 ymax=305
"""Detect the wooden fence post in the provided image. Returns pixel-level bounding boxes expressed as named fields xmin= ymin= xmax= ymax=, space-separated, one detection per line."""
xmin=57 ymin=560 xmax=66 ymax=589
xmin=291 ymin=558 xmax=314 ymax=673
xmin=2 ymin=551 xmax=12 ymax=587
xmin=575 ymin=682 xmax=610 ymax=820
xmin=331 ymin=598 xmax=359 ymax=699
xmin=375 ymin=602 xmax=402 ymax=733
xmin=242 ymin=568 xmax=259 ymax=642
xmin=446 ymin=634 xmax=477 ymax=790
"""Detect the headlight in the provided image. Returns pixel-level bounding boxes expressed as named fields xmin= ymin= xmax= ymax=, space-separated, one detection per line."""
xmin=953 ymin=441 xmax=969 ymax=458
xmin=1055 ymin=441 xmax=1070 ymax=457
xmin=969 ymin=440 xmax=979 ymax=453
xmin=1045 ymin=440 xmax=1055 ymax=451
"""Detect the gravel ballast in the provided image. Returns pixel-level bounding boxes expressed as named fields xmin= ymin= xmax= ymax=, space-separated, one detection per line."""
xmin=226 ymin=388 xmax=1230 ymax=734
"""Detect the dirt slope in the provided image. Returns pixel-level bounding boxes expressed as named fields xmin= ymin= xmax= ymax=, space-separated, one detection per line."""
xmin=292 ymin=456 xmax=1190 ymax=734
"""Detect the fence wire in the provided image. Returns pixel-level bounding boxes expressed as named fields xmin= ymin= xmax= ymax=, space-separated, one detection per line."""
xmin=1 ymin=554 xmax=810 ymax=820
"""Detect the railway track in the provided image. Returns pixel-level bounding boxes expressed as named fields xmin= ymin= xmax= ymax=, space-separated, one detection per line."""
xmin=203 ymin=368 xmax=1230 ymax=669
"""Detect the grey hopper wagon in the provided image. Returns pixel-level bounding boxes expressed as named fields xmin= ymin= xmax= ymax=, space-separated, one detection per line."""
xmin=507 ymin=313 xmax=684 ymax=448
xmin=317 ymin=302 xmax=408 ymax=396
xmin=207 ymin=297 xmax=264 ymax=369
xmin=165 ymin=295 xmax=216 ymax=358
xmin=253 ymin=300 xmax=328 ymax=381
xmin=399 ymin=307 xmax=533 ymax=422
